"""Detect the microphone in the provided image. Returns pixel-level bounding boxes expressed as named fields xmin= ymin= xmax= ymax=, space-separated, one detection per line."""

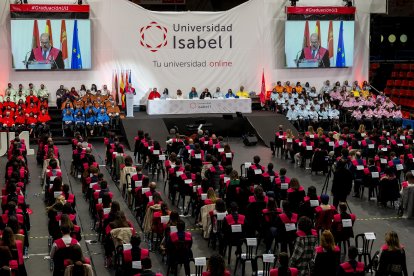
xmin=49 ymin=55 xmax=59 ymax=69
xmin=23 ymin=50 xmax=32 ymax=68
xmin=294 ymin=49 xmax=302 ymax=67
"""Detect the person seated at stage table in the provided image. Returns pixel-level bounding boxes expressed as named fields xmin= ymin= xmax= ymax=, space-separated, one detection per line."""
xmin=225 ymin=89 xmax=237 ymax=99
xmin=213 ymin=87 xmax=224 ymax=98
xmin=175 ymin=89 xmax=185 ymax=99
xmin=90 ymin=84 xmax=98 ymax=95
xmin=79 ymin=84 xmax=87 ymax=97
xmin=188 ymin=87 xmax=198 ymax=99
xmin=160 ymin=88 xmax=170 ymax=100
xmin=148 ymin=88 xmax=161 ymax=100
xmin=236 ymin=85 xmax=249 ymax=98
xmin=200 ymin=88 xmax=212 ymax=99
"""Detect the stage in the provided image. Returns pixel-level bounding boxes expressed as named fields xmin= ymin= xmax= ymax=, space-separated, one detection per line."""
xmin=120 ymin=110 xmax=297 ymax=150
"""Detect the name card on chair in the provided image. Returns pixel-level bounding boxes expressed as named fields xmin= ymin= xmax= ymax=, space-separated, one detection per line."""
xmin=159 ymin=155 xmax=166 ymax=161
xmin=364 ymin=232 xmax=376 ymax=240
xmin=132 ymin=261 xmax=142 ymax=269
xmin=195 ymin=154 xmax=202 ymax=159
xmin=50 ymin=176 xmax=56 ymax=182
xmin=244 ymin=162 xmax=251 ymax=168
xmin=368 ymin=144 xmax=374 ymax=149
xmin=310 ymin=200 xmax=319 ymax=207
xmin=161 ymin=216 xmax=170 ymax=224
xmin=329 ymin=142 xmax=334 ymax=147
xmin=371 ymin=172 xmax=379 ymax=178
xmin=356 ymin=165 xmax=364 ymax=171
xmin=287 ymin=139 xmax=293 ymax=143
xmin=98 ymin=198 xmax=102 ymax=204
xmin=135 ymin=181 xmax=142 ymax=187
xmin=254 ymin=169 xmax=262 ymax=175
xmin=216 ymin=212 xmax=226 ymax=221
xmin=103 ymin=208 xmax=111 ymax=215
xmin=194 ymin=257 xmax=207 ymax=266
xmin=342 ymin=219 xmax=352 ymax=228
xmin=285 ymin=223 xmax=296 ymax=232
xmin=201 ymin=193 xmax=207 ymax=200
xmin=122 ymin=244 xmax=132 ymax=251
xmin=54 ymin=191 xmax=61 ymax=198
xmin=231 ymin=224 xmax=242 ymax=233
xmin=281 ymin=183 xmax=288 ymax=190
xmin=218 ymin=148 xmax=224 ymax=153
xmin=170 ymin=226 xmax=177 ymax=233
xmin=396 ymin=164 xmax=403 ymax=171
xmin=263 ymin=254 xmax=275 ymax=263
xmin=185 ymin=179 xmax=192 ymax=184
xmin=246 ymin=238 xmax=257 ymax=246
xmin=380 ymin=158 xmax=387 ymax=164
xmin=226 ymin=153 xmax=232 ymax=158
xmin=176 ymin=171 xmax=183 ymax=177
xmin=306 ymin=146 xmax=312 ymax=150
xmin=142 ymin=188 xmax=150 ymax=194
xmin=153 ymin=150 xmax=160 ymax=155
xmin=224 ymin=177 xmax=230 ymax=183
xmin=381 ymin=147 xmax=388 ymax=152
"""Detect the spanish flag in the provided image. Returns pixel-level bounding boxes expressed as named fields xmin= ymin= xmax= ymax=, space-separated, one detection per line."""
xmin=315 ymin=20 xmax=321 ymax=45
xmin=45 ymin=19 xmax=53 ymax=46
xmin=60 ymin=20 xmax=68 ymax=61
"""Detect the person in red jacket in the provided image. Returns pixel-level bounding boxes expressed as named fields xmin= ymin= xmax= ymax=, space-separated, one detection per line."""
xmin=38 ymin=109 xmax=51 ymax=124
xmin=26 ymin=112 xmax=38 ymax=135
xmin=2 ymin=112 xmax=15 ymax=130
xmin=167 ymin=220 xmax=193 ymax=276
xmin=14 ymin=111 xmax=26 ymax=131
xmin=25 ymin=90 xmax=39 ymax=105
xmin=3 ymin=106 xmax=15 ymax=118
xmin=25 ymin=102 xmax=39 ymax=117
xmin=337 ymin=246 xmax=365 ymax=276
xmin=2 ymin=97 xmax=16 ymax=110
xmin=148 ymin=88 xmax=161 ymax=100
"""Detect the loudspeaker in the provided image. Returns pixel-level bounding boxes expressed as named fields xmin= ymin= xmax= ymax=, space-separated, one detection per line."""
xmin=236 ymin=112 xmax=243 ymax=118
xmin=243 ymin=135 xmax=258 ymax=146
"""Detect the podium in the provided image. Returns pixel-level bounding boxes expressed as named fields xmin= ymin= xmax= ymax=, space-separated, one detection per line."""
xmin=126 ymin=94 xmax=134 ymax=118
xmin=27 ymin=62 xmax=52 ymax=70
xmin=297 ymin=60 xmax=319 ymax=68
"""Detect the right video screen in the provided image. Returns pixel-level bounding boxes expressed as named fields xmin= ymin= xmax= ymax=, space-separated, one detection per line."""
xmin=285 ymin=20 xmax=355 ymax=68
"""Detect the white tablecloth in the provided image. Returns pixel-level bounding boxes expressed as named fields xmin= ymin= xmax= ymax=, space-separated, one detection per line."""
xmin=147 ymin=98 xmax=252 ymax=115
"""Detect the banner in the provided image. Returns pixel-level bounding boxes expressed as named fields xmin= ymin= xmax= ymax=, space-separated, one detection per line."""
xmin=0 ymin=0 xmax=374 ymax=106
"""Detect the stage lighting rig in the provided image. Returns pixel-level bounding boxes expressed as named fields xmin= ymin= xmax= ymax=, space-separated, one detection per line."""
xmin=343 ymin=0 xmax=353 ymax=7
xmin=290 ymin=0 xmax=298 ymax=7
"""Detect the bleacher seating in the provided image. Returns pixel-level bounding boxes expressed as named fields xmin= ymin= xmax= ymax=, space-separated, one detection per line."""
xmin=383 ymin=63 xmax=414 ymax=113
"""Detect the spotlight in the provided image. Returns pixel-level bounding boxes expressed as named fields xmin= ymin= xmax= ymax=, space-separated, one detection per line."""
xmin=290 ymin=0 xmax=298 ymax=7
xmin=343 ymin=0 xmax=353 ymax=7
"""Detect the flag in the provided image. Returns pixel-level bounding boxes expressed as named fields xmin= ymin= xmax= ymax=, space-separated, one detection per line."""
xmin=120 ymin=70 xmax=125 ymax=109
xmin=302 ymin=20 xmax=310 ymax=48
xmin=115 ymin=71 xmax=119 ymax=105
xmin=125 ymin=70 xmax=129 ymax=91
xmin=260 ymin=69 xmax=266 ymax=105
xmin=32 ymin=20 xmax=40 ymax=49
xmin=128 ymin=70 xmax=132 ymax=85
xmin=120 ymin=70 xmax=125 ymax=95
xmin=71 ymin=20 xmax=83 ymax=69
xmin=336 ymin=21 xmax=346 ymax=67
xmin=45 ymin=19 xmax=53 ymax=46
xmin=327 ymin=21 xmax=334 ymax=60
xmin=315 ymin=20 xmax=321 ymax=45
xmin=112 ymin=70 xmax=116 ymax=100
xmin=60 ymin=20 xmax=68 ymax=61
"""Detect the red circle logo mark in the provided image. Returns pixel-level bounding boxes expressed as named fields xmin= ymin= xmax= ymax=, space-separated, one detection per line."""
xmin=139 ymin=22 xmax=168 ymax=52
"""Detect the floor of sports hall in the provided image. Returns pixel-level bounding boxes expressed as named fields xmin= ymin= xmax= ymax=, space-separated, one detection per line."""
xmin=17 ymin=137 xmax=414 ymax=275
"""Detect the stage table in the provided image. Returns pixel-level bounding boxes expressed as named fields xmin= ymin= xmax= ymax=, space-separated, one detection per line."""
xmin=147 ymin=98 xmax=252 ymax=115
